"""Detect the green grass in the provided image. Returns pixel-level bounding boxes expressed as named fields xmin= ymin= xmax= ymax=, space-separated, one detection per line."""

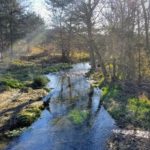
xmin=68 ymin=109 xmax=89 ymax=125
xmin=32 ymin=76 xmax=49 ymax=89
xmin=16 ymin=106 xmax=42 ymax=127
xmin=4 ymin=105 xmax=43 ymax=138
xmin=101 ymin=84 xmax=150 ymax=129
xmin=4 ymin=128 xmax=26 ymax=138
xmin=90 ymin=71 xmax=105 ymax=88
xmin=128 ymin=98 xmax=150 ymax=129
xmin=0 ymin=76 xmax=25 ymax=90
xmin=0 ymin=60 xmax=72 ymax=92
xmin=101 ymin=85 xmax=121 ymax=102
xmin=43 ymin=63 xmax=72 ymax=74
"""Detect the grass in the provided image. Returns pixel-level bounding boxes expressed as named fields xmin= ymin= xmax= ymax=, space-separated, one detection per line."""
xmin=0 ymin=59 xmax=72 ymax=93
xmin=68 ymin=109 xmax=89 ymax=125
xmin=0 ymin=76 xmax=25 ymax=91
xmin=4 ymin=128 xmax=26 ymax=138
xmin=32 ymin=76 xmax=49 ymax=89
xmin=43 ymin=63 xmax=72 ymax=74
xmin=16 ymin=106 xmax=42 ymax=127
xmin=89 ymin=71 xmax=105 ymax=88
xmin=128 ymin=98 xmax=150 ymax=129
xmin=101 ymin=83 xmax=150 ymax=129
xmin=89 ymin=70 xmax=150 ymax=129
xmin=70 ymin=51 xmax=89 ymax=62
xmin=101 ymin=85 xmax=121 ymax=102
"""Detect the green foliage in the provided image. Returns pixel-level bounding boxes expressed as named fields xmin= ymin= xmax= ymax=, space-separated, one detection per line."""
xmin=6 ymin=62 xmax=39 ymax=82
xmin=43 ymin=87 xmax=51 ymax=93
xmin=102 ymin=85 xmax=150 ymax=129
xmin=101 ymin=85 xmax=121 ymax=102
xmin=16 ymin=107 xmax=41 ymax=127
xmin=11 ymin=60 xmax=35 ymax=68
xmin=128 ymin=98 xmax=150 ymax=129
xmin=43 ymin=63 xmax=72 ymax=74
xmin=4 ymin=128 xmax=26 ymax=138
xmin=68 ymin=109 xmax=89 ymax=125
xmin=102 ymin=86 xmax=110 ymax=97
xmin=89 ymin=71 xmax=105 ymax=88
xmin=110 ymin=107 xmax=127 ymax=120
xmin=32 ymin=76 xmax=49 ymax=89
xmin=0 ymin=76 xmax=25 ymax=89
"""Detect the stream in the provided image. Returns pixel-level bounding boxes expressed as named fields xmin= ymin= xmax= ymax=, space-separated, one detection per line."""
xmin=6 ymin=63 xmax=116 ymax=150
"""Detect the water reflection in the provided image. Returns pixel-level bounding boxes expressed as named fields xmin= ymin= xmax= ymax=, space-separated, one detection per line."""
xmin=6 ymin=63 xmax=116 ymax=150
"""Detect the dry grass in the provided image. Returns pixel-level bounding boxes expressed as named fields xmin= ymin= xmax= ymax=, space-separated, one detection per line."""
xmin=0 ymin=89 xmax=47 ymax=131
xmin=30 ymin=47 xmax=45 ymax=55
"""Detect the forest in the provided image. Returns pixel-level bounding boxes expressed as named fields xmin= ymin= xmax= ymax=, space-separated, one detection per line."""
xmin=0 ymin=0 xmax=150 ymax=150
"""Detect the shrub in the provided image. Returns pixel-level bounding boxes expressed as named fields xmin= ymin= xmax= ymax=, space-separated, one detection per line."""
xmin=32 ymin=76 xmax=49 ymax=89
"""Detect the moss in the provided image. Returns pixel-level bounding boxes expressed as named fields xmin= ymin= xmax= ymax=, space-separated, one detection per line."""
xmin=16 ymin=106 xmax=42 ymax=127
xmin=32 ymin=76 xmax=49 ymax=89
xmin=0 ymin=76 xmax=25 ymax=89
xmin=4 ymin=128 xmax=26 ymax=138
xmin=68 ymin=109 xmax=89 ymax=125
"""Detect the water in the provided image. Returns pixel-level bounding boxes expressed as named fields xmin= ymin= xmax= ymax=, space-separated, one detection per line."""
xmin=6 ymin=63 xmax=116 ymax=150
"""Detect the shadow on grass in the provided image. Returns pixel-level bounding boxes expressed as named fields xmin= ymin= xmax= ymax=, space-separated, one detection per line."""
xmin=0 ymin=97 xmax=42 ymax=132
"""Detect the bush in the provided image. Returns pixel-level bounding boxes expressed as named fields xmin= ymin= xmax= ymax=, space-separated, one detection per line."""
xmin=32 ymin=76 xmax=49 ymax=89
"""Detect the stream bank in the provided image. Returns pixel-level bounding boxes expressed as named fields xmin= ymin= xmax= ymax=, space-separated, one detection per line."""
xmin=0 ymin=61 xmax=72 ymax=150
xmin=90 ymin=71 xmax=150 ymax=150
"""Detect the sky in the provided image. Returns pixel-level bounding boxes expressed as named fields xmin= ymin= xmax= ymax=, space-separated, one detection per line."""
xmin=29 ymin=0 xmax=51 ymax=24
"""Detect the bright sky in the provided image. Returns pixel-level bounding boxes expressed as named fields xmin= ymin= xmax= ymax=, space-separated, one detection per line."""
xmin=29 ymin=0 xmax=51 ymax=24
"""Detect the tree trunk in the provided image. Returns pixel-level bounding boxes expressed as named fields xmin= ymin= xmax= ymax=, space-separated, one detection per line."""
xmin=141 ymin=0 xmax=149 ymax=51
xmin=87 ymin=21 xmax=96 ymax=70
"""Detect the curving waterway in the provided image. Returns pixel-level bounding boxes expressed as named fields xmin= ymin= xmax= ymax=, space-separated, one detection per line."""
xmin=6 ymin=63 xmax=116 ymax=150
